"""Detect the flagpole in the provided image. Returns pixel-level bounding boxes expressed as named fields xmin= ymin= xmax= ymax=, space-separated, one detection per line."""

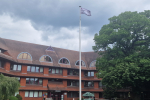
xmin=79 ymin=6 xmax=82 ymax=100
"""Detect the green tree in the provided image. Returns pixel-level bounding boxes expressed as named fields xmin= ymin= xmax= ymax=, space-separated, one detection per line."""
xmin=0 ymin=74 xmax=20 ymax=100
xmin=93 ymin=10 xmax=150 ymax=99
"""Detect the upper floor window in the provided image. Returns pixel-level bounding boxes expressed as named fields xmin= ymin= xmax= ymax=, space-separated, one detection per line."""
xmin=26 ymin=78 xmax=42 ymax=85
xmin=59 ymin=57 xmax=70 ymax=64
xmin=48 ymin=79 xmax=63 ymax=83
xmin=0 ymin=48 xmax=6 ymax=53
xmin=84 ymin=71 xmax=94 ymax=77
xmin=27 ymin=66 xmax=43 ymax=73
xmin=10 ymin=64 xmax=22 ymax=71
xmin=17 ymin=52 xmax=32 ymax=60
xmin=25 ymin=91 xmax=42 ymax=97
xmin=67 ymin=69 xmax=79 ymax=76
xmin=0 ymin=60 xmax=5 ymax=68
xmin=90 ymin=60 xmax=96 ymax=67
xmin=49 ymin=68 xmax=62 ymax=74
xmin=39 ymin=55 xmax=52 ymax=62
xmin=75 ymin=60 xmax=86 ymax=67
xmin=67 ymin=80 xmax=79 ymax=87
xmin=84 ymin=81 xmax=94 ymax=87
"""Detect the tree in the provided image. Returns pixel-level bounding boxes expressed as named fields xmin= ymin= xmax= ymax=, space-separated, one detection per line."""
xmin=0 ymin=74 xmax=20 ymax=100
xmin=93 ymin=10 xmax=150 ymax=99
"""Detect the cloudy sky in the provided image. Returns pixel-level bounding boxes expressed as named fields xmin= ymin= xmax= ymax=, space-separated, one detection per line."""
xmin=0 ymin=0 xmax=149 ymax=52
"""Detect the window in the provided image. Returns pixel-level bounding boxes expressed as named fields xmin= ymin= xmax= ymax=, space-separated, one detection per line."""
xmin=48 ymin=79 xmax=63 ymax=83
xmin=84 ymin=81 xmax=94 ymax=87
xmin=49 ymin=68 xmax=62 ymax=74
xmin=67 ymin=69 xmax=79 ymax=76
xmin=90 ymin=60 xmax=96 ymax=67
xmin=59 ymin=58 xmax=70 ymax=64
xmin=84 ymin=71 xmax=94 ymax=77
xmin=75 ymin=60 xmax=86 ymax=67
xmin=27 ymin=66 xmax=43 ymax=73
xmin=17 ymin=52 xmax=32 ymax=60
xmin=26 ymin=78 xmax=42 ymax=85
xmin=10 ymin=64 xmax=22 ymax=71
xmin=99 ymin=81 xmax=104 ymax=88
xmin=67 ymin=80 xmax=79 ymax=86
xmin=67 ymin=92 xmax=79 ymax=98
xmin=25 ymin=91 xmax=42 ymax=97
xmin=39 ymin=55 xmax=52 ymax=62
xmin=0 ymin=60 xmax=5 ymax=68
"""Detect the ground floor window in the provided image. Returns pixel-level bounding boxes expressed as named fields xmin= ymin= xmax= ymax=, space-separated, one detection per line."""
xmin=67 ymin=92 xmax=79 ymax=98
xmin=25 ymin=91 xmax=42 ymax=97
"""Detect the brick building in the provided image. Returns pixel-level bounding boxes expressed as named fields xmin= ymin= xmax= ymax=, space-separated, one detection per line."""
xmin=0 ymin=37 xmax=105 ymax=100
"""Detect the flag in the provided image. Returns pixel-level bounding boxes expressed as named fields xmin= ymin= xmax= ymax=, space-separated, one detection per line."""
xmin=81 ymin=8 xmax=91 ymax=16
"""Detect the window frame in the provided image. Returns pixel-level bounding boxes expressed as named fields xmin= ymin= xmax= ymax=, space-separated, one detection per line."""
xmin=17 ymin=52 xmax=32 ymax=60
xmin=75 ymin=60 xmax=86 ymax=67
xmin=39 ymin=55 xmax=53 ymax=63
xmin=67 ymin=92 xmax=79 ymax=98
xmin=67 ymin=69 xmax=79 ymax=76
xmin=67 ymin=80 xmax=79 ymax=87
xmin=27 ymin=66 xmax=43 ymax=73
xmin=26 ymin=78 xmax=43 ymax=85
xmin=84 ymin=81 xmax=94 ymax=87
xmin=49 ymin=68 xmax=62 ymax=74
xmin=0 ymin=60 xmax=5 ymax=68
xmin=25 ymin=91 xmax=42 ymax=97
xmin=10 ymin=64 xmax=22 ymax=71
xmin=89 ymin=60 xmax=96 ymax=67
xmin=58 ymin=57 xmax=70 ymax=65
xmin=84 ymin=71 xmax=94 ymax=77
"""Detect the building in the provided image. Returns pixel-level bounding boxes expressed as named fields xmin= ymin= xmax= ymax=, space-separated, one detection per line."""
xmin=0 ymin=37 xmax=105 ymax=100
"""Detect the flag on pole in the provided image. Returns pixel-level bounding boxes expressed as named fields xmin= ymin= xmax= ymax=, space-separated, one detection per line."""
xmin=81 ymin=8 xmax=91 ymax=16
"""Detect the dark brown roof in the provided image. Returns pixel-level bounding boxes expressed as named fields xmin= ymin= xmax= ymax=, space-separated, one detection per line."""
xmin=0 ymin=37 xmax=99 ymax=70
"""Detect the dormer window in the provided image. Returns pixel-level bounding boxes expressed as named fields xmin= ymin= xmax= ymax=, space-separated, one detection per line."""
xmin=75 ymin=60 xmax=86 ymax=67
xmin=39 ymin=55 xmax=52 ymax=62
xmin=17 ymin=52 xmax=32 ymax=60
xmin=59 ymin=57 xmax=70 ymax=64
xmin=0 ymin=48 xmax=6 ymax=53
xmin=90 ymin=60 xmax=96 ymax=67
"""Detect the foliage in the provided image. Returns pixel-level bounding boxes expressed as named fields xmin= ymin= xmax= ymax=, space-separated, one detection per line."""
xmin=0 ymin=74 xmax=20 ymax=100
xmin=9 ymin=96 xmax=18 ymax=100
xmin=16 ymin=94 xmax=22 ymax=100
xmin=93 ymin=10 xmax=150 ymax=98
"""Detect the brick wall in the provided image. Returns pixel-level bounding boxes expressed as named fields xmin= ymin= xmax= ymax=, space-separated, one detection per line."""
xmin=4 ymin=61 xmax=10 ymax=71
xmin=63 ymin=69 xmax=67 ymax=76
xmin=20 ymin=78 xmax=26 ymax=87
xmin=21 ymin=65 xmax=27 ymax=74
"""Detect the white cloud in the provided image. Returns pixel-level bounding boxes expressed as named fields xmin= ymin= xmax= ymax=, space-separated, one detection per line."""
xmin=0 ymin=13 xmax=94 ymax=52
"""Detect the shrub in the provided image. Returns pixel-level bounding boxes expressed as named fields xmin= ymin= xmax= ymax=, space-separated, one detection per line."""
xmin=9 ymin=96 xmax=18 ymax=100
xmin=16 ymin=94 xmax=22 ymax=100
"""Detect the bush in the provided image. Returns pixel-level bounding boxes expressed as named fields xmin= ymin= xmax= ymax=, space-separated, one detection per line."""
xmin=16 ymin=94 xmax=22 ymax=100
xmin=9 ymin=96 xmax=18 ymax=100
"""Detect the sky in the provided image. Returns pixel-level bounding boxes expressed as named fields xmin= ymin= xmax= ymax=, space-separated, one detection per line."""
xmin=0 ymin=0 xmax=150 ymax=52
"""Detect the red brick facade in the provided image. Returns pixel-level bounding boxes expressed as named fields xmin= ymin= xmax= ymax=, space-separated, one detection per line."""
xmin=0 ymin=38 xmax=105 ymax=100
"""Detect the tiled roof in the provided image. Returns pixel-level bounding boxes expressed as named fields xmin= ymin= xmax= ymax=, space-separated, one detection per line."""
xmin=0 ymin=37 xmax=99 ymax=70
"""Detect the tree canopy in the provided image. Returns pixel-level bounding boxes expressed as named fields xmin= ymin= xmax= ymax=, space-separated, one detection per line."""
xmin=93 ymin=10 xmax=150 ymax=99
xmin=0 ymin=74 xmax=20 ymax=100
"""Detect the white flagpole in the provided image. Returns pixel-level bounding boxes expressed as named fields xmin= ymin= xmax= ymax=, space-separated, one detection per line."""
xmin=79 ymin=6 xmax=82 ymax=100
